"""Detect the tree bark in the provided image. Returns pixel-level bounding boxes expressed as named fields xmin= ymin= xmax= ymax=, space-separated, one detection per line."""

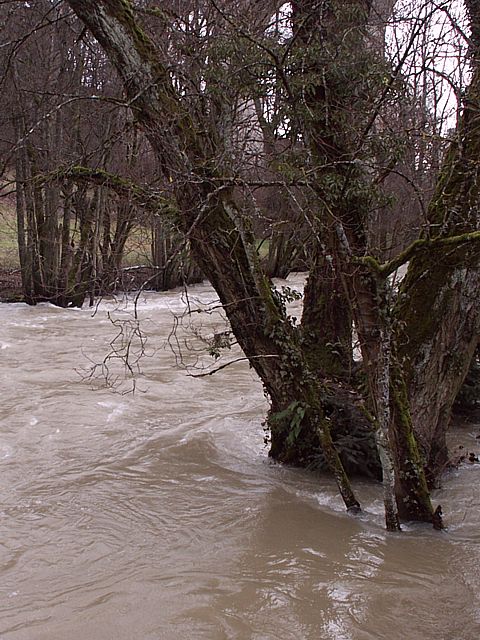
xmin=301 ymin=247 xmax=353 ymax=379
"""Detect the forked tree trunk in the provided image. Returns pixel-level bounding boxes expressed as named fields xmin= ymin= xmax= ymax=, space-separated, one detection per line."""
xmin=291 ymin=0 xmax=433 ymax=524
xmin=291 ymin=0 xmax=480 ymax=523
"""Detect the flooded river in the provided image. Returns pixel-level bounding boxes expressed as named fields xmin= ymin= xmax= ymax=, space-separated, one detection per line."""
xmin=1 ymin=277 xmax=479 ymax=639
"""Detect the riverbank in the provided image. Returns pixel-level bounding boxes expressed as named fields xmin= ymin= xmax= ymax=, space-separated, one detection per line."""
xmin=0 ymin=266 xmax=196 ymax=303
xmin=0 ymin=268 xmax=22 ymax=302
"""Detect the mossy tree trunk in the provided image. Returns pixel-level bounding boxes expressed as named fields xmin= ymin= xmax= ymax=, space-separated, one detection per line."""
xmin=290 ymin=0 xmax=434 ymax=525
xmin=301 ymin=246 xmax=353 ymax=380
xmin=393 ymin=0 xmax=480 ymax=480
xmin=288 ymin=0 xmax=480 ymax=523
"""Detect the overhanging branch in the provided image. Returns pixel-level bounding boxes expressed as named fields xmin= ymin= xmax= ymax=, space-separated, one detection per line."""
xmin=355 ymin=231 xmax=480 ymax=277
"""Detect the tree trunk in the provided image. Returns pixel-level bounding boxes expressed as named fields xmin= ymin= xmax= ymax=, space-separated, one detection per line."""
xmin=57 ymin=180 xmax=74 ymax=307
xmin=15 ymin=146 xmax=33 ymax=303
xmin=394 ymin=51 xmax=480 ymax=478
xmin=291 ymin=0 xmax=434 ymax=522
xmin=301 ymin=247 xmax=353 ymax=379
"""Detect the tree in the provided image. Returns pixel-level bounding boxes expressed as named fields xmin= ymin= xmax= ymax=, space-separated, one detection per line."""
xmin=24 ymin=0 xmax=480 ymax=529
xmin=394 ymin=0 xmax=480 ymax=480
xmin=287 ymin=0 xmax=480 ymax=523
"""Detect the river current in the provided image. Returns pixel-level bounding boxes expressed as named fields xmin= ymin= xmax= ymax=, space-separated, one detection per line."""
xmin=0 ymin=276 xmax=479 ymax=639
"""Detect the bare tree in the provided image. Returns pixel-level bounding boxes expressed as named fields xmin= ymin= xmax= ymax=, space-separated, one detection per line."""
xmin=1 ymin=1 xmax=194 ymax=305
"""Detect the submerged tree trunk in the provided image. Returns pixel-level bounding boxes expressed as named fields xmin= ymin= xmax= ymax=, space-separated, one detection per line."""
xmin=65 ymin=0 xmax=362 ymax=513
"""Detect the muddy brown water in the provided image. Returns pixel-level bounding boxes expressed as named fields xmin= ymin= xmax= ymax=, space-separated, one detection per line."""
xmin=1 ymin=277 xmax=479 ymax=639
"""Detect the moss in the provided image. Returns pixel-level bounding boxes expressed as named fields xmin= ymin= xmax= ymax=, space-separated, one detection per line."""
xmin=375 ymin=229 xmax=480 ymax=278
xmin=106 ymin=0 xmax=158 ymax=61
xmin=355 ymin=255 xmax=382 ymax=273
xmin=301 ymin=256 xmax=353 ymax=379
xmin=390 ymin=361 xmax=433 ymax=521
xmin=37 ymin=166 xmax=177 ymax=220
xmin=392 ymin=55 xmax=480 ymax=361
xmin=304 ymin=339 xmax=347 ymax=377
xmin=394 ymin=240 xmax=475 ymax=382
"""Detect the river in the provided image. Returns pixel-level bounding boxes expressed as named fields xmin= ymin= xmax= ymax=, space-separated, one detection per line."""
xmin=1 ymin=276 xmax=479 ymax=639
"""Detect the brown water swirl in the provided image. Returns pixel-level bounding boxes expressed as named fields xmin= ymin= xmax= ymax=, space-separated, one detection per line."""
xmin=0 ymin=276 xmax=479 ymax=639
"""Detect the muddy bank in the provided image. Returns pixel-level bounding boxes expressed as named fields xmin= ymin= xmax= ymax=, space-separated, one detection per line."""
xmin=0 ymin=268 xmax=22 ymax=302
xmin=0 ymin=266 xmax=204 ymax=304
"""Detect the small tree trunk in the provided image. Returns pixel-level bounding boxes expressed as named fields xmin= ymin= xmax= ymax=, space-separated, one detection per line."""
xmin=389 ymin=358 xmax=435 ymax=521
xmin=15 ymin=148 xmax=33 ymax=302
xmin=57 ymin=180 xmax=74 ymax=306
xmin=372 ymin=294 xmax=401 ymax=531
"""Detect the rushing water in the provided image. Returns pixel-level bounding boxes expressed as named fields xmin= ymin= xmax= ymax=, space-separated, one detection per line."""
xmin=1 ymin=276 xmax=479 ymax=640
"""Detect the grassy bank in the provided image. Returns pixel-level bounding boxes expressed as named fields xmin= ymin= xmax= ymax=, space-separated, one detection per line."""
xmin=0 ymin=197 xmax=19 ymax=269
